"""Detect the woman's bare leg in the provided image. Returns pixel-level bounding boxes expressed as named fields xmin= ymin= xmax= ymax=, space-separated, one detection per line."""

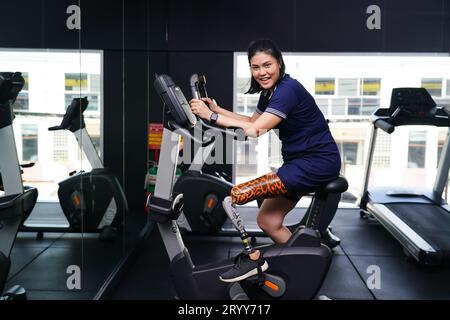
xmin=257 ymin=197 xmax=298 ymax=244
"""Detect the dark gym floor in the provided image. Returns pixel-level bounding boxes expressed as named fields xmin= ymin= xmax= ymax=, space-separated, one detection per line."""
xmin=5 ymin=202 xmax=147 ymax=300
xmin=6 ymin=204 xmax=450 ymax=300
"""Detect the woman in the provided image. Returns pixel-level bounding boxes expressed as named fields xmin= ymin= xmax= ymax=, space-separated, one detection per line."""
xmin=190 ymin=39 xmax=341 ymax=282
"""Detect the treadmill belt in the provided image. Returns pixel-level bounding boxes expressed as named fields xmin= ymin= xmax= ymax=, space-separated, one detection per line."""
xmin=385 ymin=203 xmax=450 ymax=251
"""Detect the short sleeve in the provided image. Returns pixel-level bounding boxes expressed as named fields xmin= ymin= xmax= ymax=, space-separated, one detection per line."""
xmin=255 ymin=91 xmax=268 ymax=114
xmin=265 ymin=85 xmax=298 ymax=119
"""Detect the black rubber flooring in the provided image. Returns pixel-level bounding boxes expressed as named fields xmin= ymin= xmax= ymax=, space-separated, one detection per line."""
xmin=6 ymin=205 xmax=450 ymax=300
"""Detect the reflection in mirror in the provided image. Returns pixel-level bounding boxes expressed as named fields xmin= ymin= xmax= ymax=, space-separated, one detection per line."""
xmin=0 ymin=50 xmax=102 ymax=228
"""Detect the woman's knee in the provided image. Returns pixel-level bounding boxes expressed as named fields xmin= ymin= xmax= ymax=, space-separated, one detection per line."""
xmin=257 ymin=212 xmax=283 ymax=232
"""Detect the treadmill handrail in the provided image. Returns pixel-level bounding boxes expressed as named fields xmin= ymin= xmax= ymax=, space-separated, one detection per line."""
xmin=372 ymin=107 xmax=450 ymax=127
xmin=374 ymin=119 xmax=395 ymax=134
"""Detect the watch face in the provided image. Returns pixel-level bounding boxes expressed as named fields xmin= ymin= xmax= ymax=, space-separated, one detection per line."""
xmin=210 ymin=112 xmax=218 ymax=122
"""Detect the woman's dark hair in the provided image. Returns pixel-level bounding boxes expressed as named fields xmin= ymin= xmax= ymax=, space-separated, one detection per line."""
xmin=245 ymin=39 xmax=286 ymax=94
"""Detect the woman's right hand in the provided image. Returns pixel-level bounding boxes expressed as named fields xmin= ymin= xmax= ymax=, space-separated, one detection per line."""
xmin=201 ymin=97 xmax=220 ymax=113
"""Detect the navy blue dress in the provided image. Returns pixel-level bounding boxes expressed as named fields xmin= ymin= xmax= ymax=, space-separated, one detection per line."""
xmin=256 ymin=74 xmax=341 ymax=195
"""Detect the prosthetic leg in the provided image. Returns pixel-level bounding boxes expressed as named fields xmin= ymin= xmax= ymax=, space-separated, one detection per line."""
xmin=220 ymin=173 xmax=292 ymax=295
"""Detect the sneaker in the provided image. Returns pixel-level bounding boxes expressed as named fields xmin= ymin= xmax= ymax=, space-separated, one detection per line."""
xmin=219 ymin=252 xmax=269 ymax=283
xmin=321 ymin=228 xmax=341 ymax=249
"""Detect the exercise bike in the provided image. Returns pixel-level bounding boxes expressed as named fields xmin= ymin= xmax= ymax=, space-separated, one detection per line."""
xmin=47 ymin=97 xmax=128 ymax=240
xmin=173 ymin=73 xmax=232 ymax=234
xmin=148 ymin=74 xmax=348 ymax=299
xmin=0 ymin=71 xmax=37 ymax=300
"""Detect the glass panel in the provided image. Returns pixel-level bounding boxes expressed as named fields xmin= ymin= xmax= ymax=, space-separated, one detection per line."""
xmin=315 ymin=78 xmax=335 ymax=95
xmin=338 ymin=142 xmax=359 ymax=165
xmin=408 ymin=131 xmax=427 ymax=168
xmin=246 ymin=95 xmax=259 ymax=114
xmin=435 ymin=98 xmax=450 ymax=108
xmin=331 ymin=98 xmax=346 ymax=115
xmin=338 ymin=78 xmax=358 ymax=96
xmin=315 ymin=98 xmax=329 ymax=115
xmin=268 ymin=130 xmax=282 ymax=167
xmin=235 ymin=139 xmax=258 ymax=179
xmin=348 ymin=98 xmax=362 ymax=115
xmin=65 ymin=73 xmax=88 ymax=91
xmin=422 ymin=78 xmax=442 ymax=97
xmin=361 ymin=98 xmax=379 ymax=115
xmin=21 ymin=124 xmax=38 ymax=161
xmin=236 ymin=95 xmax=245 ymax=113
xmin=237 ymin=77 xmax=251 ymax=94
xmin=360 ymin=78 xmax=381 ymax=96
xmin=14 ymin=73 xmax=29 ymax=111
xmin=14 ymin=92 xmax=29 ymax=111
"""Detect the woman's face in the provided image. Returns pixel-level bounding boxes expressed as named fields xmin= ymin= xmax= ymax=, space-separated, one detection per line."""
xmin=249 ymin=52 xmax=281 ymax=91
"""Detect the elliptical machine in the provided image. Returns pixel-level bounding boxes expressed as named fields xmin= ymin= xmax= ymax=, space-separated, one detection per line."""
xmin=148 ymin=74 xmax=348 ymax=299
xmin=173 ymin=74 xmax=232 ymax=234
xmin=47 ymin=97 xmax=128 ymax=240
xmin=0 ymin=72 xmax=37 ymax=300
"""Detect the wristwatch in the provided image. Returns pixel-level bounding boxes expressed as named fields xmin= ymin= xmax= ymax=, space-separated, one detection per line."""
xmin=209 ymin=112 xmax=218 ymax=124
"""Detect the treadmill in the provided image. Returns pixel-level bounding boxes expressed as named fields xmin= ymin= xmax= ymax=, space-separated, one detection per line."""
xmin=360 ymin=87 xmax=450 ymax=265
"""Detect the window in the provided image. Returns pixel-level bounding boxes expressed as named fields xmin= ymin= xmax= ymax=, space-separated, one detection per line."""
xmin=361 ymin=98 xmax=379 ymax=115
xmin=337 ymin=142 xmax=360 ymax=165
xmin=22 ymin=124 xmax=38 ymax=161
xmin=438 ymin=140 xmax=444 ymax=167
xmin=408 ymin=131 xmax=427 ymax=168
xmin=268 ymin=130 xmax=282 ymax=166
xmin=235 ymin=93 xmax=259 ymax=114
xmin=246 ymin=96 xmax=259 ymax=114
xmin=435 ymin=79 xmax=450 ymax=108
xmin=437 ymin=129 xmax=447 ymax=167
xmin=237 ymin=77 xmax=250 ymax=94
xmin=316 ymin=98 xmax=329 ymax=115
xmin=348 ymin=98 xmax=362 ymax=115
xmin=338 ymin=78 xmax=358 ymax=96
xmin=65 ymin=73 xmax=100 ymax=111
xmin=236 ymin=139 xmax=258 ymax=177
xmin=316 ymin=78 xmax=380 ymax=116
xmin=315 ymin=78 xmax=335 ymax=95
xmin=360 ymin=78 xmax=381 ymax=96
xmin=331 ymin=98 xmax=346 ymax=115
xmin=65 ymin=73 xmax=88 ymax=91
xmin=436 ymin=98 xmax=450 ymax=108
xmin=236 ymin=95 xmax=245 ymax=113
xmin=422 ymin=78 xmax=442 ymax=97
xmin=14 ymin=72 xmax=29 ymax=111
xmin=65 ymin=93 xmax=99 ymax=111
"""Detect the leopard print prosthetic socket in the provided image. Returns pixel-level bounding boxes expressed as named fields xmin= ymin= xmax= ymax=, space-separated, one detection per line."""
xmin=231 ymin=172 xmax=289 ymax=205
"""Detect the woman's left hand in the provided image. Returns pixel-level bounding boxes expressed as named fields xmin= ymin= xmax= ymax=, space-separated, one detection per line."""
xmin=190 ymin=99 xmax=213 ymax=120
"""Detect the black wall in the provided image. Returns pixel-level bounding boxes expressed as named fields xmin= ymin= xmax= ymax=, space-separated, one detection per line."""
xmin=1 ymin=0 xmax=449 ymax=210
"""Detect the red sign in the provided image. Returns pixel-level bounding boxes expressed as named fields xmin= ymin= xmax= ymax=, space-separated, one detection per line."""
xmin=148 ymin=123 xmax=163 ymax=150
